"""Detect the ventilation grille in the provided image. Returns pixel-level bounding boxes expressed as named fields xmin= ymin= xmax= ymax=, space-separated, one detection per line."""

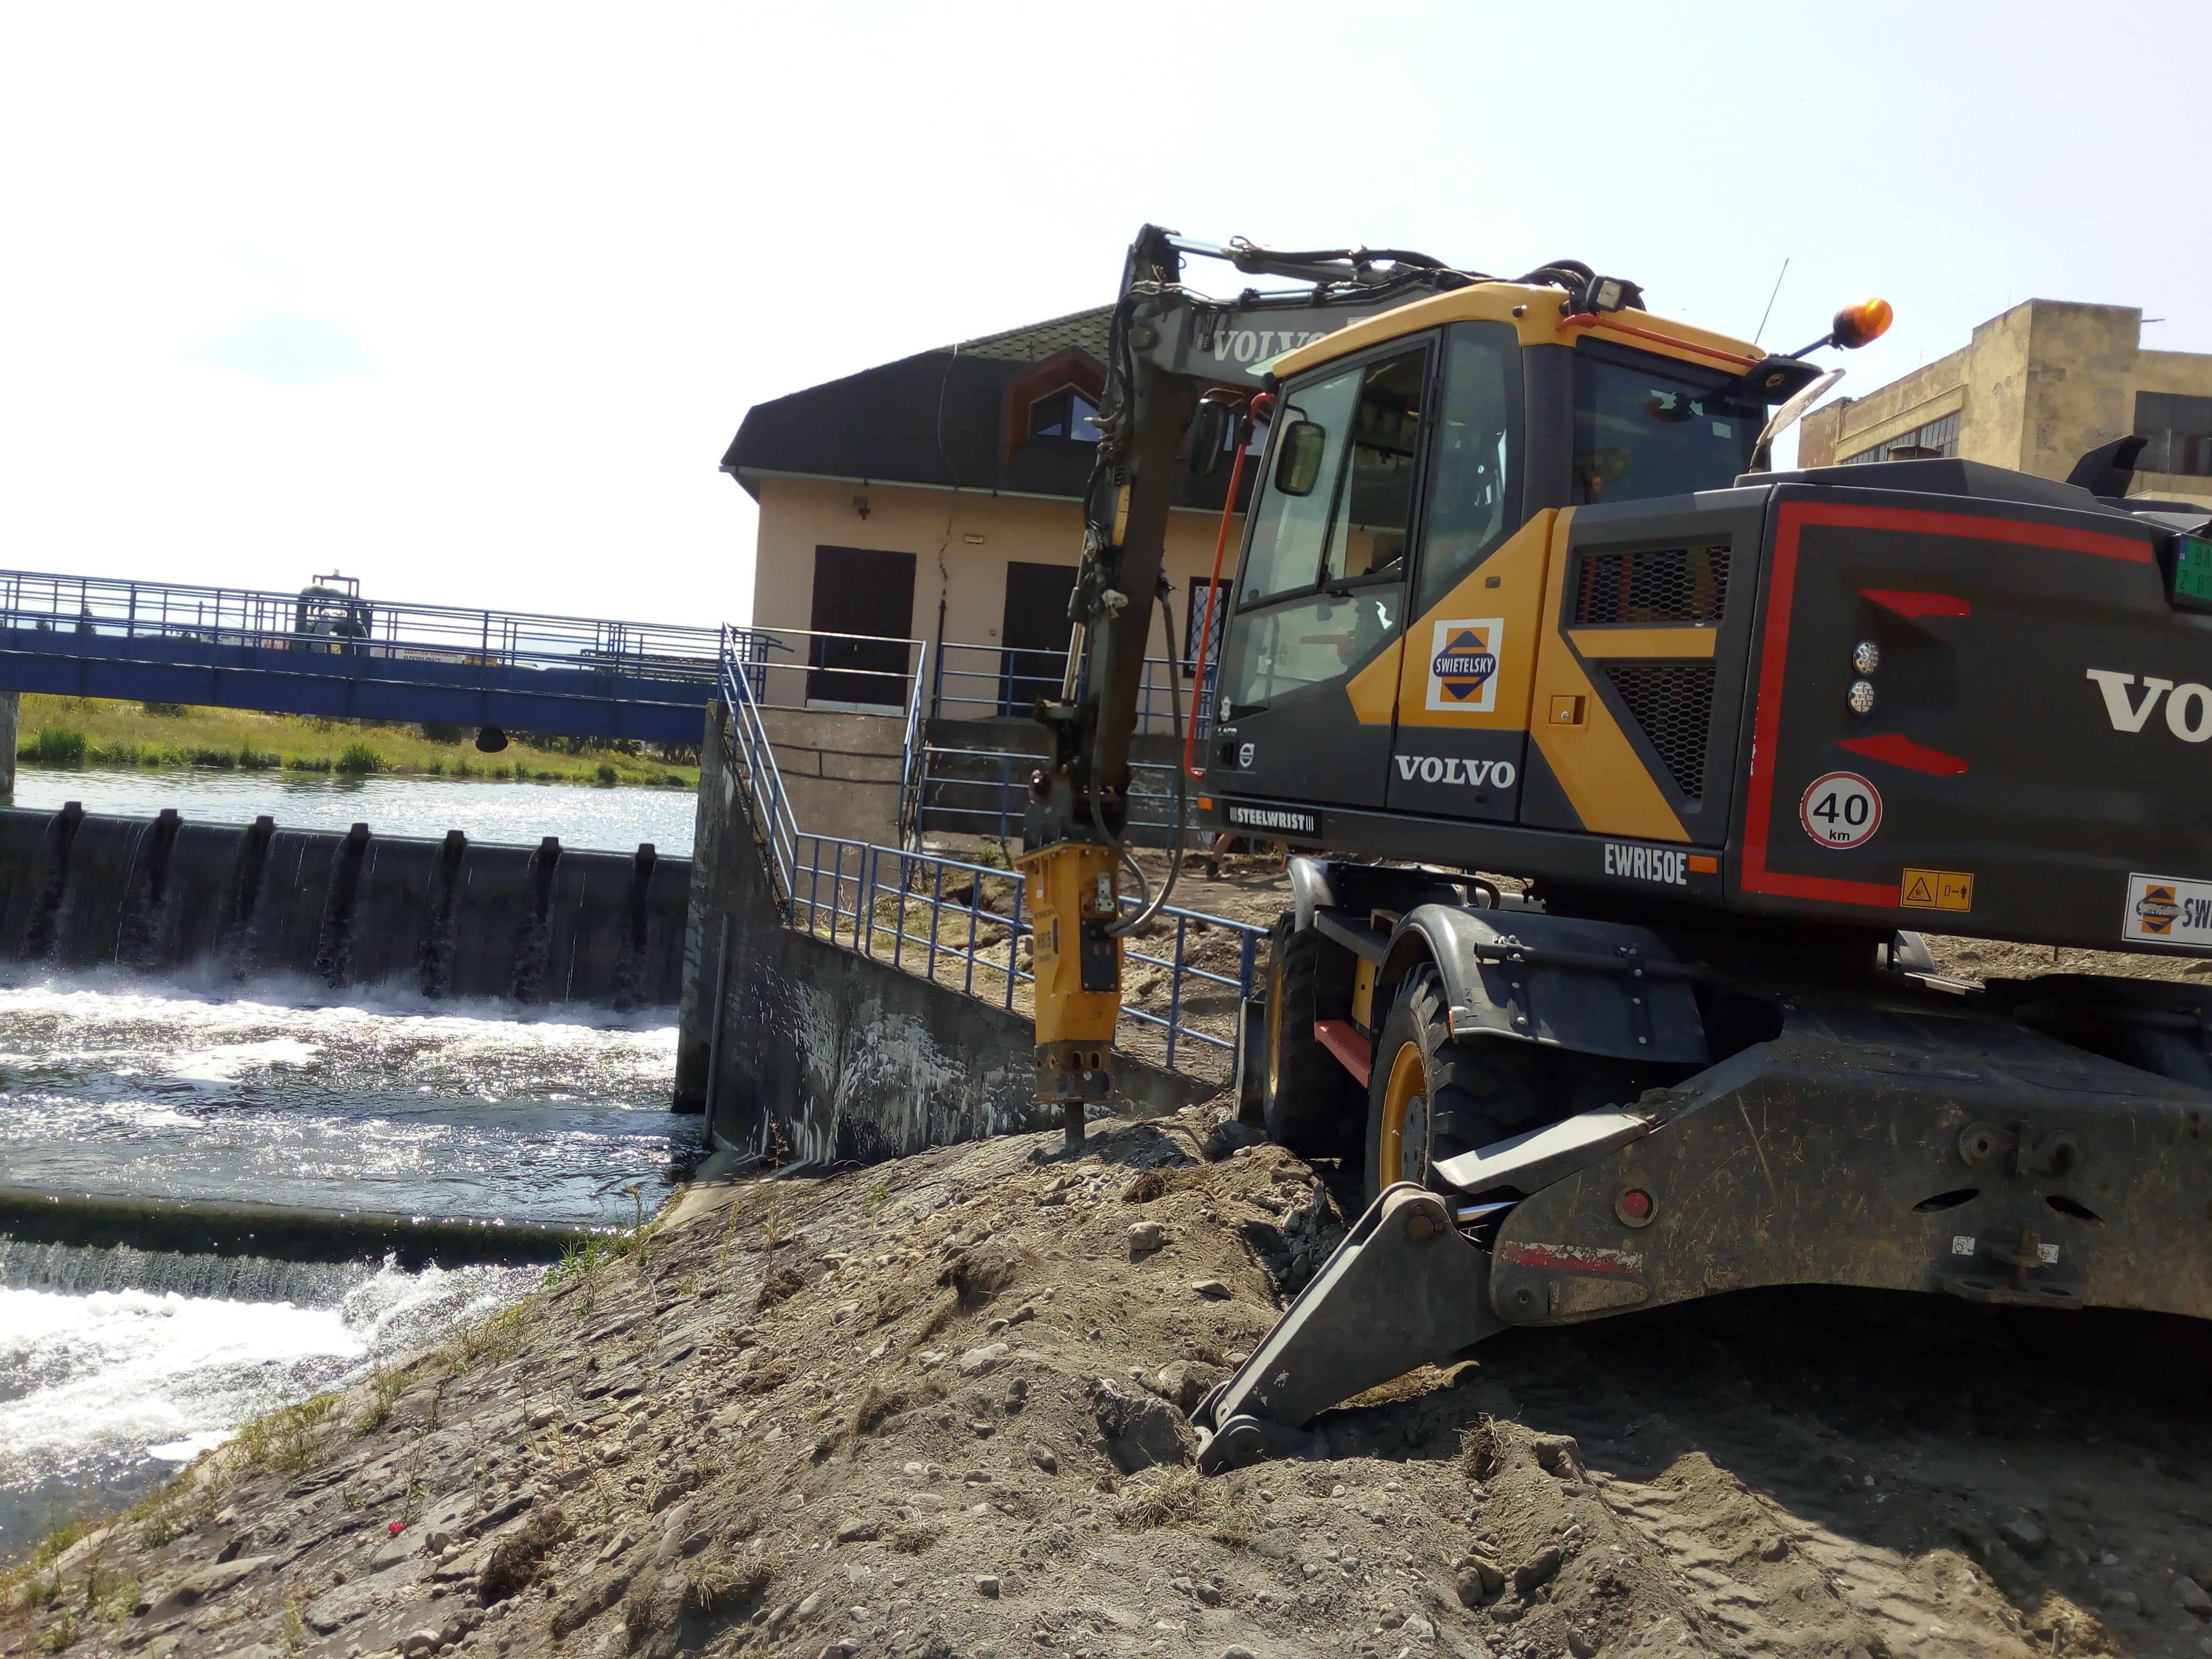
xmin=1574 ymin=546 xmax=1730 ymax=625
xmin=1605 ymin=665 xmax=1717 ymax=800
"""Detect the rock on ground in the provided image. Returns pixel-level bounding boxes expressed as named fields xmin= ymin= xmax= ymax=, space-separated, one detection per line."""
xmin=11 ymin=1100 xmax=2212 ymax=1659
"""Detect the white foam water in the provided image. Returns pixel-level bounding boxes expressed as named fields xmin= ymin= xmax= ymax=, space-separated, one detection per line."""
xmin=0 ymin=1246 xmax=541 ymax=1559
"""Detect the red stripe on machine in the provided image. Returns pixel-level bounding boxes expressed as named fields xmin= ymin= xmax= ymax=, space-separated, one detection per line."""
xmin=1740 ymin=502 xmax=2148 ymax=906
xmin=1313 ymin=1020 xmax=1371 ymax=1087
xmin=1859 ymin=588 xmax=1971 ymax=618
xmin=1499 ymin=1242 xmax=1645 ymax=1277
xmin=1837 ymin=733 xmax=1970 ymax=775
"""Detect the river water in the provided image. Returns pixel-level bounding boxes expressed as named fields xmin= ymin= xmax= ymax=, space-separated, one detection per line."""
xmin=0 ymin=771 xmax=703 ymax=1560
xmin=12 ymin=767 xmax=699 ymax=854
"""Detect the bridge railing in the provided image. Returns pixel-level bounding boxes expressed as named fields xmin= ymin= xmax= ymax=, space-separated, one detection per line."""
xmin=929 ymin=640 xmax=1215 ymax=738
xmin=912 ymin=743 xmax=1199 ymax=847
xmin=0 ymin=569 xmax=726 ymax=684
xmin=723 ymin=623 xmax=929 ymax=715
xmin=715 ymin=627 xmax=1260 ymax=1084
xmin=718 ymin=624 xmax=804 ymax=904
xmin=787 ymin=831 xmax=1262 ymax=1079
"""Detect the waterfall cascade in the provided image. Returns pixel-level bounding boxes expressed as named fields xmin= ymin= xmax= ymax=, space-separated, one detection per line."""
xmin=0 ymin=805 xmax=690 ymax=1006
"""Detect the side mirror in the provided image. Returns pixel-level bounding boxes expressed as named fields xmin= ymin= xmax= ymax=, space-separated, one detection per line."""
xmin=1273 ymin=420 xmax=1328 ymax=496
xmin=1187 ymin=403 xmax=1228 ymax=478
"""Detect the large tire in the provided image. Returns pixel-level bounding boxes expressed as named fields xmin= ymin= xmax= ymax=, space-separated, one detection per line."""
xmin=1262 ymin=912 xmax=1361 ymax=1159
xmin=1362 ymin=965 xmax=1550 ymax=1207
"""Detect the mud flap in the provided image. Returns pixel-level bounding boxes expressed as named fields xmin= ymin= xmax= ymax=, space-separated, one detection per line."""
xmin=1192 ymin=1185 xmax=1504 ymax=1472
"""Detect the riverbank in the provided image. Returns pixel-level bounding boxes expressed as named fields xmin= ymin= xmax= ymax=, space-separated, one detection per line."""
xmin=8 ymin=1100 xmax=2200 ymax=1659
xmin=15 ymin=697 xmax=698 ymax=790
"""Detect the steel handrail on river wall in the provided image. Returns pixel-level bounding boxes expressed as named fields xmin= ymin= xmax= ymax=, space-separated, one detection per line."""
xmin=672 ymin=635 xmax=1241 ymax=1166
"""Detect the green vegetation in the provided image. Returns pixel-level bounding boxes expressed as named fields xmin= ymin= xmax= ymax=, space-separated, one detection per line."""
xmin=357 ymin=1364 xmax=407 ymax=1433
xmin=13 ymin=696 xmax=697 ymax=789
xmin=333 ymin=742 xmax=383 ymax=774
xmin=232 ymin=1394 xmax=340 ymax=1473
xmin=28 ymin=727 xmax=85 ymax=766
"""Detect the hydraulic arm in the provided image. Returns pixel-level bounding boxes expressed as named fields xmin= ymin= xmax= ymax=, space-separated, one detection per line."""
xmin=1020 ymin=227 xmax=1487 ymax=1138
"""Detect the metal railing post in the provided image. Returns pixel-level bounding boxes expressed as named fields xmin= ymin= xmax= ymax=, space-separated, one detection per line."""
xmin=926 ymin=861 xmax=944 ymax=982
xmin=1166 ymin=915 xmax=1188 ymax=1070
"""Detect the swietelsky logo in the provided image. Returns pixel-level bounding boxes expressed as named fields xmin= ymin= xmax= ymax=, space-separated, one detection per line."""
xmin=1425 ymin=618 xmax=1504 ymax=714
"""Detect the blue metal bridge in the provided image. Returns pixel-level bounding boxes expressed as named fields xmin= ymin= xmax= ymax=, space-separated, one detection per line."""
xmin=0 ymin=570 xmax=725 ymax=743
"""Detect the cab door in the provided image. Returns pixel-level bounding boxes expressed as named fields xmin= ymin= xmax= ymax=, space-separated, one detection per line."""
xmin=1211 ymin=339 xmax=1431 ymax=811
xmin=1383 ymin=320 xmax=1532 ymax=822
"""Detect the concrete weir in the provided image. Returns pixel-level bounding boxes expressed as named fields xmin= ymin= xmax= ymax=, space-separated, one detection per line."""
xmin=673 ymin=704 xmax=1212 ymax=1166
xmin=0 ymin=803 xmax=689 ymax=1006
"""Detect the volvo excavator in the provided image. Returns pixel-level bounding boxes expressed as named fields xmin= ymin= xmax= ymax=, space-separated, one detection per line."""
xmin=1020 ymin=225 xmax=2212 ymax=1471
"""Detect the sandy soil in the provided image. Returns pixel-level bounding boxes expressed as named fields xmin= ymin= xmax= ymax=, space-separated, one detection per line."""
xmin=16 ymin=1104 xmax=2211 ymax=1659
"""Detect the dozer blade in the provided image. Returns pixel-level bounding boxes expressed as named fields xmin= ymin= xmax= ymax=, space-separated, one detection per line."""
xmin=1192 ymin=1184 xmax=1504 ymax=1473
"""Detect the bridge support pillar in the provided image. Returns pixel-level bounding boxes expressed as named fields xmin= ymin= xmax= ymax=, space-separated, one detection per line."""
xmin=0 ymin=690 xmax=17 ymax=806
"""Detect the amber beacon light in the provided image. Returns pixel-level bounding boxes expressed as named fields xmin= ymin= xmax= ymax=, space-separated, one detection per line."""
xmin=1831 ymin=296 xmax=1894 ymax=349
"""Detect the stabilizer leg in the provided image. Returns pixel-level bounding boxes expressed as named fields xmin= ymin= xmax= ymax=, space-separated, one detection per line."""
xmin=1192 ymin=1184 xmax=1505 ymax=1472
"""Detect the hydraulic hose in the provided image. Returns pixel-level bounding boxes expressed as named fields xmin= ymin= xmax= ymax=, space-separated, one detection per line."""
xmin=1101 ymin=586 xmax=1187 ymax=937
xmin=1183 ymin=418 xmax=1254 ymax=782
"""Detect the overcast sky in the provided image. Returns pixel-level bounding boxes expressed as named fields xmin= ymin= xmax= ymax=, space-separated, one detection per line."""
xmin=3 ymin=3 xmax=2206 ymax=627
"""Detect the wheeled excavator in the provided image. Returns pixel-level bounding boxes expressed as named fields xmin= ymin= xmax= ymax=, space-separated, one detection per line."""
xmin=1020 ymin=225 xmax=2212 ymax=1471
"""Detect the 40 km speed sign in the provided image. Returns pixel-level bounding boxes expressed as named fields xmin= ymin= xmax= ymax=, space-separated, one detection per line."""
xmin=1799 ymin=772 xmax=1883 ymax=850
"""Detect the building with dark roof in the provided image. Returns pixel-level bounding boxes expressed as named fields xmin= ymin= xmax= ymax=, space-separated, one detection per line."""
xmin=722 ymin=307 xmax=1253 ymax=718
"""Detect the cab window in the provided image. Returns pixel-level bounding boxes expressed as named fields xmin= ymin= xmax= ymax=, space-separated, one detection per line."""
xmin=1417 ymin=322 xmax=1522 ymax=614
xmin=1219 ymin=590 xmax=1400 ymax=714
xmin=1571 ymin=348 xmax=1760 ymax=505
xmin=1239 ymin=366 xmax=1361 ymax=604
xmin=1322 ymin=351 xmax=1426 ymax=585
xmin=1237 ymin=346 xmax=1428 ymax=605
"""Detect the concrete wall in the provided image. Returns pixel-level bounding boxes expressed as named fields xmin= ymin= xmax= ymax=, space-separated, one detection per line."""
xmin=759 ymin=706 xmax=906 ymax=848
xmin=673 ymin=703 xmax=1213 ymax=1162
xmin=751 ymin=475 xmax=1239 ymax=659
xmin=1797 ymin=298 xmax=2212 ymax=508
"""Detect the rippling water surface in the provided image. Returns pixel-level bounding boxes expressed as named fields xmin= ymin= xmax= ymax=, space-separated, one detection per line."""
xmin=12 ymin=768 xmax=698 ymax=854
xmin=0 ymin=1246 xmax=540 ymax=1559
xmin=0 ymin=959 xmax=693 ymax=1560
xmin=0 ymin=976 xmax=684 ymax=1222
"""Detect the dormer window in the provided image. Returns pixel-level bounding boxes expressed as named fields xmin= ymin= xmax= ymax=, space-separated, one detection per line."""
xmin=1028 ymin=387 xmax=1101 ymax=442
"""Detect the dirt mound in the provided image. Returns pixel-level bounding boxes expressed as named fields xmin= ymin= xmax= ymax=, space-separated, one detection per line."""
xmin=14 ymin=1105 xmax=2212 ymax=1659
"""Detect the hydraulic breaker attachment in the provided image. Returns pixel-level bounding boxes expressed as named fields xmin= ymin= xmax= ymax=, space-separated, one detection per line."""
xmin=1018 ymin=841 xmax=1122 ymax=1145
xmin=1191 ymin=1185 xmax=1505 ymax=1472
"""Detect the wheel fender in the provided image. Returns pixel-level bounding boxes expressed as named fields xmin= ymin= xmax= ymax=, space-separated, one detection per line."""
xmin=1287 ymin=857 xmax=1342 ymax=932
xmin=1382 ymin=904 xmax=1707 ymax=1066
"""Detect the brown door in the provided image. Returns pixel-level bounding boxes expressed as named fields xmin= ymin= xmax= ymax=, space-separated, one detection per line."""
xmin=999 ymin=561 xmax=1077 ymax=717
xmin=808 ymin=546 xmax=917 ymax=706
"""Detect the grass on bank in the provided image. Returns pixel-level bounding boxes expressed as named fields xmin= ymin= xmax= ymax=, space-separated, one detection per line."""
xmin=13 ymin=696 xmax=698 ymax=788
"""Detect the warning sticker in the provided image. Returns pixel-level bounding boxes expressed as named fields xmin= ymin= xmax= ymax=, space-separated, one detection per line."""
xmin=2123 ymin=873 xmax=2212 ymax=947
xmin=1900 ymin=868 xmax=1974 ymax=912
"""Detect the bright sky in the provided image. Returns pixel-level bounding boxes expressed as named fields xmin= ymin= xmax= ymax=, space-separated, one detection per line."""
xmin=3 ymin=3 xmax=2206 ymax=628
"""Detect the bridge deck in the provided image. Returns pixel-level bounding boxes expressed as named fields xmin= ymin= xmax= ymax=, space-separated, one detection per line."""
xmin=0 ymin=570 xmax=721 ymax=743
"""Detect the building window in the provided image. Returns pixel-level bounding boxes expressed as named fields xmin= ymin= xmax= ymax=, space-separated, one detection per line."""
xmin=2135 ymin=391 xmax=2212 ymax=477
xmin=1028 ymin=387 xmax=1101 ymax=442
xmin=1841 ymin=410 xmax=1959 ymax=465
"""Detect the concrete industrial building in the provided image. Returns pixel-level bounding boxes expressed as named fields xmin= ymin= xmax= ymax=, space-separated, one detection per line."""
xmin=1797 ymin=298 xmax=2212 ymax=508
xmin=720 ymin=308 xmax=1255 ymax=848
xmin=722 ymin=307 xmax=1252 ymax=720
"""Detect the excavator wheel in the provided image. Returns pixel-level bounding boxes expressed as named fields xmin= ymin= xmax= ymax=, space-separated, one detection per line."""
xmin=1363 ymin=965 xmax=1547 ymax=1207
xmin=1262 ymin=913 xmax=1361 ymax=1160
